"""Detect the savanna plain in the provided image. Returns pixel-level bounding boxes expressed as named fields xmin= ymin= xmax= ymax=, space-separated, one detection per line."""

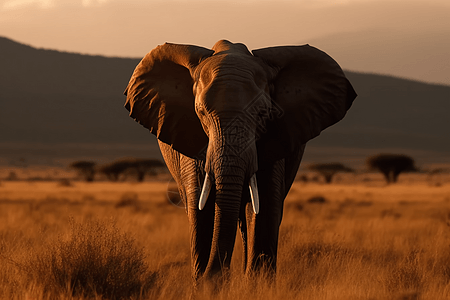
xmin=1 ymin=171 xmax=450 ymax=300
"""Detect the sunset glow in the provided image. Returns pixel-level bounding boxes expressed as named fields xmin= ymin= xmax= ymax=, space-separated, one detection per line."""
xmin=1 ymin=0 xmax=449 ymax=85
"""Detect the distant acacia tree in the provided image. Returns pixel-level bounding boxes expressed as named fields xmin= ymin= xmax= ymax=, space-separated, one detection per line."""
xmin=69 ymin=161 xmax=96 ymax=182
xmin=99 ymin=158 xmax=166 ymax=182
xmin=130 ymin=159 xmax=166 ymax=182
xmin=99 ymin=160 xmax=133 ymax=181
xmin=367 ymin=154 xmax=417 ymax=184
xmin=307 ymin=163 xmax=353 ymax=184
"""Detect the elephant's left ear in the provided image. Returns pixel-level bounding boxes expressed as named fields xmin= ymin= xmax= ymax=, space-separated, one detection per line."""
xmin=124 ymin=43 xmax=214 ymax=158
xmin=252 ymin=45 xmax=357 ymax=151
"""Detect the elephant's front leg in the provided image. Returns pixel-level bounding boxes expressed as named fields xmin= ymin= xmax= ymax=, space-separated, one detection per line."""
xmin=245 ymin=159 xmax=285 ymax=274
xmin=179 ymin=157 xmax=216 ymax=282
xmin=187 ymin=196 xmax=215 ymax=282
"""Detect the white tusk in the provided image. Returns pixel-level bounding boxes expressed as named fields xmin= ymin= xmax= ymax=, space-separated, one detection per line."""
xmin=198 ymin=173 xmax=212 ymax=210
xmin=249 ymin=174 xmax=260 ymax=214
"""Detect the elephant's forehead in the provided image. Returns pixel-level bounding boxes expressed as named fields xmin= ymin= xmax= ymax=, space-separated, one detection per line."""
xmin=198 ymin=54 xmax=264 ymax=84
xmin=195 ymin=54 xmax=270 ymax=113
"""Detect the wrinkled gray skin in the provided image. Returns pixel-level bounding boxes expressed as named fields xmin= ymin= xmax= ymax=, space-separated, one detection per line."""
xmin=124 ymin=40 xmax=356 ymax=283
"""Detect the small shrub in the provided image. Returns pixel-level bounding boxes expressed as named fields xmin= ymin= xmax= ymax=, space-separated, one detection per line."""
xmin=58 ymin=178 xmax=72 ymax=187
xmin=293 ymin=203 xmax=303 ymax=211
xmin=296 ymin=174 xmax=309 ymax=183
xmin=307 ymin=196 xmax=327 ymax=204
xmin=82 ymin=194 xmax=96 ymax=202
xmin=26 ymin=219 xmax=152 ymax=299
xmin=116 ymin=192 xmax=140 ymax=209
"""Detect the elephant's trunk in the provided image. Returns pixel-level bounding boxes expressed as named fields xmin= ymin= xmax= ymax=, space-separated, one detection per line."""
xmin=203 ymin=149 xmax=257 ymax=278
xmin=204 ymin=170 xmax=244 ymax=277
xmin=201 ymin=115 xmax=258 ymax=279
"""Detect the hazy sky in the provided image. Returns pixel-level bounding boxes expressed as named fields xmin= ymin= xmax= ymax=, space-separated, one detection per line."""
xmin=1 ymin=0 xmax=449 ymax=85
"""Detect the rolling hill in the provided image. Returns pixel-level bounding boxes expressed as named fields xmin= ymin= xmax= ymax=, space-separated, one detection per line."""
xmin=1 ymin=36 xmax=449 ymax=167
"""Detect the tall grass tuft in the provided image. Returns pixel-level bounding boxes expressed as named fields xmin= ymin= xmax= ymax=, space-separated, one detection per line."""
xmin=26 ymin=218 xmax=153 ymax=299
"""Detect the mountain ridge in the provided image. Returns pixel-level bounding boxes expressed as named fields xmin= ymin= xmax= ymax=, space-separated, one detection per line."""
xmin=1 ymin=36 xmax=449 ymax=166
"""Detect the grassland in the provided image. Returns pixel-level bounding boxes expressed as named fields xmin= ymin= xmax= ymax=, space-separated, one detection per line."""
xmin=1 ymin=175 xmax=450 ymax=299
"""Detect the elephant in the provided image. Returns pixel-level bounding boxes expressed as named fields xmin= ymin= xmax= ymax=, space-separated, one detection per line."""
xmin=124 ymin=40 xmax=356 ymax=282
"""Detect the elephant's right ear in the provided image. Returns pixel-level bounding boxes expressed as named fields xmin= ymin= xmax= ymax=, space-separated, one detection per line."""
xmin=124 ymin=43 xmax=214 ymax=158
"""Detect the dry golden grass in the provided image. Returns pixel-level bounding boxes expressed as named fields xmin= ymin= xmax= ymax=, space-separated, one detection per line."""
xmin=1 ymin=177 xmax=450 ymax=299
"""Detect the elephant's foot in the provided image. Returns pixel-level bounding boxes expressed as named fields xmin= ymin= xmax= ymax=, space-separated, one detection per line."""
xmin=192 ymin=268 xmax=231 ymax=297
xmin=245 ymin=253 xmax=277 ymax=277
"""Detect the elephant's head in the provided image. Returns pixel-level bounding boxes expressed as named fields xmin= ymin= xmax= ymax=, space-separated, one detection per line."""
xmin=124 ymin=40 xmax=356 ymax=276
